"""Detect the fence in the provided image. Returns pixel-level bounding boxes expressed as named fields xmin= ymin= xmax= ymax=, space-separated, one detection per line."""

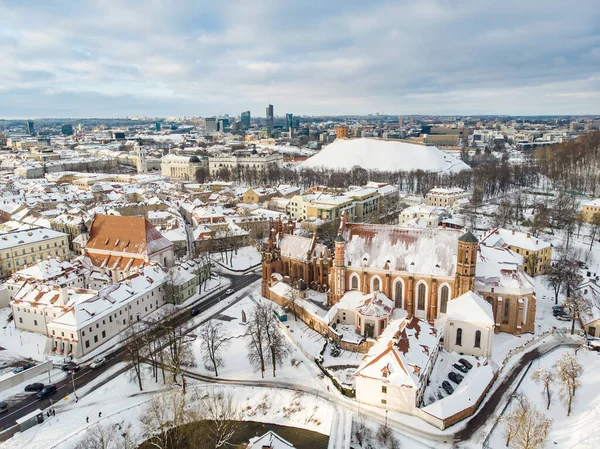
xmin=0 ymin=361 xmax=53 ymax=393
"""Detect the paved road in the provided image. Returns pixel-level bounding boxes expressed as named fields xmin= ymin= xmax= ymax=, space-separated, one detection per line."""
xmin=0 ymin=272 xmax=260 ymax=434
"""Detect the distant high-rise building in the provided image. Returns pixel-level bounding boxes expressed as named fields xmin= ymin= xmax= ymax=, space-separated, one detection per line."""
xmin=218 ymin=118 xmax=230 ymax=132
xmin=61 ymin=124 xmax=74 ymax=136
xmin=266 ymin=104 xmax=274 ymax=133
xmin=285 ymin=113 xmax=294 ymax=132
xmin=26 ymin=120 xmax=34 ymax=136
xmin=240 ymin=111 xmax=251 ymax=130
xmin=205 ymin=117 xmax=217 ymax=134
xmin=336 ymin=126 xmax=349 ymax=139
xmin=398 ymin=117 xmax=404 ymax=128
xmin=155 ymin=122 xmax=161 ymax=132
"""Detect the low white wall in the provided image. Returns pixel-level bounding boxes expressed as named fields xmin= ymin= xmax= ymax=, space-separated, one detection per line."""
xmin=0 ymin=360 xmax=54 ymax=393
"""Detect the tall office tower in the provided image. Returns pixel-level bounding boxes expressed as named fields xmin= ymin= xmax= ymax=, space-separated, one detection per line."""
xmin=26 ymin=120 xmax=35 ymax=136
xmin=155 ymin=122 xmax=161 ymax=132
xmin=240 ymin=111 xmax=251 ymax=130
xmin=61 ymin=124 xmax=74 ymax=136
xmin=266 ymin=104 xmax=274 ymax=132
xmin=205 ymin=117 xmax=217 ymax=133
xmin=398 ymin=117 xmax=404 ymax=128
xmin=285 ymin=113 xmax=294 ymax=132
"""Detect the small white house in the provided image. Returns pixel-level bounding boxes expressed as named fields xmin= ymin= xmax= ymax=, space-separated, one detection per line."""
xmin=443 ymin=291 xmax=494 ymax=357
xmin=247 ymin=431 xmax=296 ymax=449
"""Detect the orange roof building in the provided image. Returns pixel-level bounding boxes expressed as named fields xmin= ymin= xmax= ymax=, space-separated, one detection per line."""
xmin=83 ymin=214 xmax=174 ymax=282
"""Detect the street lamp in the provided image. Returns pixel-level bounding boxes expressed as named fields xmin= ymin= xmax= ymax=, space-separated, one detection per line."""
xmin=70 ymin=370 xmax=78 ymax=401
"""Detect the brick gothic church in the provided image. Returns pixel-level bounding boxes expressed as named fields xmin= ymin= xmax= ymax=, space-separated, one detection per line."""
xmin=262 ymin=217 xmax=536 ymax=335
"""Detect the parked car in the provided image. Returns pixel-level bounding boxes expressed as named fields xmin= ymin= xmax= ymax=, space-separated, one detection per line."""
xmin=587 ymin=338 xmax=600 ymax=352
xmin=453 ymin=363 xmax=469 ymax=374
xmin=448 ymin=372 xmax=464 ymax=385
xmin=458 ymin=358 xmax=473 ymax=370
xmin=12 ymin=363 xmax=34 ymax=374
xmin=191 ymin=308 xmax=201 ymax=316
xmin=24 ymin=383 xmax=45 ymax=393
xmin=90 ymin=357 xmax=106 ymax=369
xmin=37 ymin=385 xmax=57 ymax=399
xmin=62 ymin=362 xmax=80 ymax=372
xmin=225 ymin=288 xmax=234 ymax=295
xmin=552 ymin=305 xmax=565 ymax=317
xmin=441 ymin=381 xmax=454 ymax=395
xmin=0 ymin=401 xmax=8 ymax=413
xmin=556 ymin=313 xmax=572 ymax=321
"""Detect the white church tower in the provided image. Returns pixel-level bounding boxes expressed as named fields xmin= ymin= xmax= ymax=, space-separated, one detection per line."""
xmin=135 ymin=144 xmax=147 ymax=174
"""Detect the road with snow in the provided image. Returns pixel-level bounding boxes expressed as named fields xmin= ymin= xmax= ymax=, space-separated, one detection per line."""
xmin=0 ymin=271 xmax=260 ymax=436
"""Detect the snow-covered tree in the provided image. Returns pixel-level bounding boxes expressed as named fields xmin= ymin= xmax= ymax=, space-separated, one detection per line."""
xmin=554 ymin=352 xmax=583 ymax=416
xmin=531 ymin=369 xmax=554 ymax=410
xmin=504 ymin=395 xmax=552 ymax=449
xmin=199 ymin=319 xmax=230 ymax=377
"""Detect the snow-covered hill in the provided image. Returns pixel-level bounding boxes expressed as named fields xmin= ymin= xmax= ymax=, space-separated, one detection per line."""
xmin=301 ymin=138 xmax=470 ymax=173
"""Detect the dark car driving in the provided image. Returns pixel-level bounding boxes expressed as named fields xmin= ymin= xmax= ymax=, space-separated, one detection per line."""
xmin=24 ymin=383 xmax=45 ymax=393
xmin=62 ymin=362 xmax=80 ymax=372
xmin=448 ymin=371 xmax=464 ymax=385
xmin=441 ymin=380 xmax=454 ymax=395
xmin=458 ymin=358 xmax=473 ymax=370
xmin=37 ymin=385 xmax=57 ymax=399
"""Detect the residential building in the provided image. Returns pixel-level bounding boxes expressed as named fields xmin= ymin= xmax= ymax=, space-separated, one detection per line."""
xmin=336 ymin=126 xmax=349 ymax=139
xmin=242 ymin=187 xmax=279 ymax=204
xmin=247 ymin=431 xmax=296 ymax=449
xmin=582 ymin=198 xmax=600 ymax=223
xmin=208 ymin=152 xmax=283 ymax=178
xmin=344 ymin=188 xmax=380 ymax=222
xmin=480 ymin=228 xmax=552 ymax=276
xmin=425 ymin=187 xmax=471 ymax=207
xmin=205 ymin=117 xmax=217 ymax=134
xmin=0 ymin=228 xmax=70 ymax=278
xmin=398 ymin=204 xmax=440 ymax=228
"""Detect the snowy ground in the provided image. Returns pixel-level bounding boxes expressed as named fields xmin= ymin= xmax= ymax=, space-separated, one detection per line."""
xmin=0 ymin=368 xmax=333 ymax=449
xmin=190 ymin=295 xmax=329 ymax=391
xmin=213 ymin=245 xmax=262 ymax=271
xmin=422 ymin=351 xmax=482 ymax=406
xmin=0 ymin=308 xmax=50 ymax=367
xmin=486 ymin=347 xmax=600 ymax=449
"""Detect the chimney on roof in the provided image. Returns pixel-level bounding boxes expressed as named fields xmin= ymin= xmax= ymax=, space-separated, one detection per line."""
xmin=57 ymin=286 xmax=68 ymax=306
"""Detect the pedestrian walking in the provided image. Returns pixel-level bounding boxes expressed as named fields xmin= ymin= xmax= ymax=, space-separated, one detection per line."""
xmin=98 ymin=411 xmax=102 ymax=418
xmin=52 ymin=409 xmax=55 ymax=416
xmin=86 ymin=416 xmax=89 ymax=423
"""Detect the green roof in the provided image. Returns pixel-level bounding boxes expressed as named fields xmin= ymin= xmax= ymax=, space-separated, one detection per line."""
xmin=335 ymin=234 xmax=345 ymax=243
xmin=458 ymin=230 xmax=478 ymax=243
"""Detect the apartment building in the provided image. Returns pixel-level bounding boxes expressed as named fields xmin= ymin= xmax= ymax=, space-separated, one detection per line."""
xmin=582 ymin=198 xmax=600 ymax=223
xmin=0 ymin=228 xmax=70 ymax=278
xmin=345 ymin=188 xmax=380 ymax=222
xmin=480 ymin=228 xmax=552 ymax=276
xmin=425 ymin=187 xmax=471 ymax=207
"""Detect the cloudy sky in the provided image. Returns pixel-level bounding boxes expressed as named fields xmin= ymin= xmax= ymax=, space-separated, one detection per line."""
xmin=0 ymin=0 xmax=599 ymax=118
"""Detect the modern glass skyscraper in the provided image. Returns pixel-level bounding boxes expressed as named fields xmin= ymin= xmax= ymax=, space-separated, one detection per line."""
xmin=285 ymin=113 xmax=293 ymax=132
xmin=240 ymin=111 xmax=251 ymax=130
xmin=26 ymin=120 xmax=34 ymax=136
xmin=266 ymin=104 xmax=274 ymax=131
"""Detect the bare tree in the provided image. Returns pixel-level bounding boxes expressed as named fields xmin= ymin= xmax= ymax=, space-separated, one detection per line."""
xmin=589 ymin=212 xmax=600 ymax=250
xmin=504 ymin=395 xmax=552 ymax=449
xmin=563 ymin=295 xmax=592 ymax=335
xmin=246 ymin=303 xmax=267 ymax=378
xmin=260 ymin=304 xmax=289 ymax=378
xmin=531 ymin=369 xmax=554 ymax=410
xmin=121 ymin=323 xmax=146 ymax=392
xmin=193 ymin=388 xmax=241 ymax=448
xmin=74 ymin=422 xmax=134 ymax=449
xmin=554 ymin=351 xmax=583 ymax=416
xmin=545 ymin=266 xmax=565 ymax=305
xmin=199 ymin=320 xmax=230 ymax=377
xmin=285 ymin=285 xmax=300 ymax=322
xmin=160 ymin=311 xmax=196 ymax=389
xmin=140 ymin=390 xmax=189 ymax=449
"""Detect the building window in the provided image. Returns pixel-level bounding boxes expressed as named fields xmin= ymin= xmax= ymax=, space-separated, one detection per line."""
xmin=85 ymin=340 xmax=90 ymax=348
xmin=351 ymin=274 xmax=359 ymax=290
xmin=394 ymin=280 xmax=403 ymax=308
xmin=439 ymin=285 xmax=449 ymax=314
xmin=34 ymin=320 xmax=38 ymax=326
xmin=102 ymin=330 xmax=106 ymax=338
xmin=503 ymin=299 xmax=510 ymax=322
xmin=475 ymin=330 xmax=481 ymax=348
xmin=94 ymin=336 xmax=98 ymax=343
xmin=589 ymin=326 xmax=596 ymax=337
xmin=381 ymin=399 xmax=387 ymax=404
xmin=486 ymin=296 xmax=494 ymax=307
xmin=382 ymin=386 xmax=387 ymax=394
xmin=19 ymin=317 xmax=23 ymax=323
xmin=456 ymin=328 xmax=463 ymax=346
xmin=417 ymin=283 xmax=426 ymax=311
xmin=372 ymin=277 xmax=380 ymax=292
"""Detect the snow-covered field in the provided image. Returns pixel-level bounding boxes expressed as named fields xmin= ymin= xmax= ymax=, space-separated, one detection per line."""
xmin=213 ymin=245 xmax=262 ymax=271
xmin=486 ymin=347 xmax=600 ymax=449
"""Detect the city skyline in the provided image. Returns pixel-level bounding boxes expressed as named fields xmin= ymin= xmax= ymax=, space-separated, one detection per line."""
xmin=0 ymin=0 xmax=599 ymax=118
